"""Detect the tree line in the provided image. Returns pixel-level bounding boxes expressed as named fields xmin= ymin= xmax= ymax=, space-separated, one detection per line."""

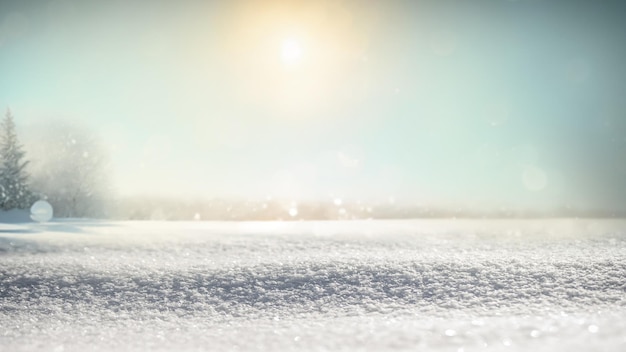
xmin=0 ymin=108 xmax=110 ymax=218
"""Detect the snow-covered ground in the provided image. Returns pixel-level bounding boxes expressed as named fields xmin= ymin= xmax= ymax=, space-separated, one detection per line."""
xmin=1 ymin=219 xmax=625 ymax=351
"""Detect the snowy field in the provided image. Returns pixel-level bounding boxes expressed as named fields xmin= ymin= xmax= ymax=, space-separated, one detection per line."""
xmin=1 ymin=219 xmax=625 ymax=351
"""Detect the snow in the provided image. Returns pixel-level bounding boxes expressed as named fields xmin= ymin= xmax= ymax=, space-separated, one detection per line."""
xmin=0 ymin=209 xmax=31 ymax=223
xmin=1 ymin=219 xmax=625 ymax=351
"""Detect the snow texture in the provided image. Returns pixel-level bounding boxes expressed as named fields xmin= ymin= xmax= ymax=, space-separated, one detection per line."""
xmin=1 ymin=219 xmax=625 ymax=351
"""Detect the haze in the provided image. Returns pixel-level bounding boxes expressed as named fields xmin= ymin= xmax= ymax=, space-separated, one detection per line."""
xmin=1 ymin=0 xmax=626 ymax=213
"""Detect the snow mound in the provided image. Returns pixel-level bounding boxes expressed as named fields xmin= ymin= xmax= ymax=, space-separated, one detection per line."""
xmin=2 ymin=260 xmax=624 ymax=316
xmin=0 ymin=209 xmax=31 ymax=223
xmin=1 ymin=219 xmax=625 ymax=351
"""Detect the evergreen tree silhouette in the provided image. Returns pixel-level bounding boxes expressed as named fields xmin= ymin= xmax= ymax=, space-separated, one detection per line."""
xmin=0 ymin=108 xmax=32 ymax=210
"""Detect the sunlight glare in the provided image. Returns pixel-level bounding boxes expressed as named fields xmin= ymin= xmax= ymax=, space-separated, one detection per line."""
xmin=281 ymin=38 xmax=303 ymax=65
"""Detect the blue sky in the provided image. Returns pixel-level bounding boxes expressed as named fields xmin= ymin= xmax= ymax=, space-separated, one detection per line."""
xmin=1 ymin=0 xmax=626 ymax=212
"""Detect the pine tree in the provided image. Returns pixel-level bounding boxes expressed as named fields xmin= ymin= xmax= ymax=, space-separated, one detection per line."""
xmin=0 ymin=109 xmax=32 ymax=210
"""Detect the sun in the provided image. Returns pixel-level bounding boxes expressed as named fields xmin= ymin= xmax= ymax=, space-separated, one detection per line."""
xmin=281 ymin=38 xmax=303 ymax=65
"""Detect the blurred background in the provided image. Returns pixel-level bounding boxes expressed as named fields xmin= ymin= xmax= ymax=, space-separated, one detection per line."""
xmin=1 ymin=0 xmax=626 ymax=219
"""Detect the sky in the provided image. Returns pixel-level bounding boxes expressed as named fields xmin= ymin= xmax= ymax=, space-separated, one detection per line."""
xmin=1 ymin=0 xmax=626 ymax=212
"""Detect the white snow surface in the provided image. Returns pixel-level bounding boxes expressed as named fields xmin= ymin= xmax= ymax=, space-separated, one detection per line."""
xmin=1 ymin=219 xmax=625 ymax=351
